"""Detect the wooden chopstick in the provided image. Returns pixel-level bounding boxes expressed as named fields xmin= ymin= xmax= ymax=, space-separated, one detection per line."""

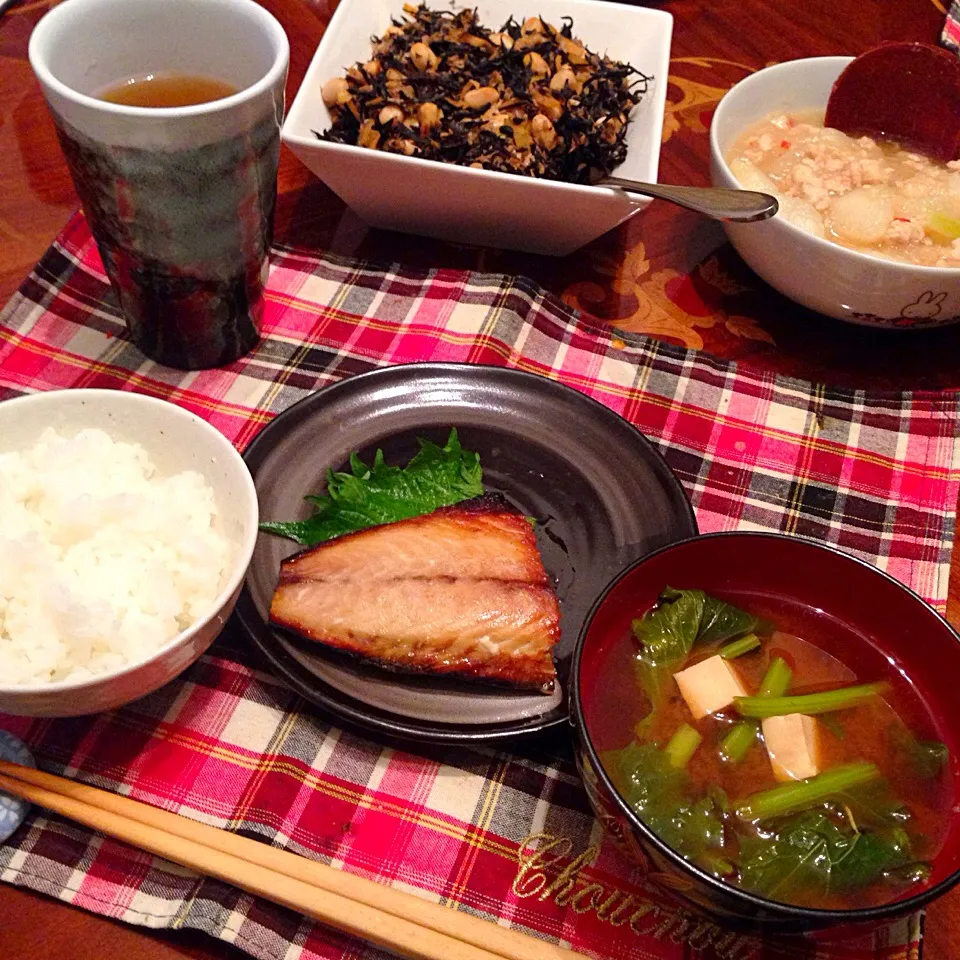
xmin=0 ymin=769 xmax=477 ymax=960
xmin=0 ymin=761 xmax=587 ymax=960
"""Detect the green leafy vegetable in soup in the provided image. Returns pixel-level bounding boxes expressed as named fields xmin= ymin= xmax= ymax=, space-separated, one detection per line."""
xmin=738 ymin=810 xmax=914 ymax=900
xmin=604 ymin=741 xmax=727 ymax=867
xmin=260 ymin=429 xmax=483 ymax=545
xmin=632 ymin=588 xmax=767 ymax=720
xmin=890 ymin=726 xmax=952 ymax=781
xmin=598 ymin=588 xmax=952 ymax=910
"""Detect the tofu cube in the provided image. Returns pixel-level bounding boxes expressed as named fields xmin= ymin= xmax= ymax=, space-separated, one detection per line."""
xmin=673 ymin=655 xmax=748 ymax=720
xmin=762 ymin=713 xmax=821 ymax=782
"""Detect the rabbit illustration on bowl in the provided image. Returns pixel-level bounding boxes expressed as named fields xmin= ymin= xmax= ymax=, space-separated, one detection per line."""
xmin=849 ymin=291 xmax=960 ymax=328
xmin=884 ymin=291 xmax=960 ymax=328
xmin=900 ymin=291 xmax=948 ymax=321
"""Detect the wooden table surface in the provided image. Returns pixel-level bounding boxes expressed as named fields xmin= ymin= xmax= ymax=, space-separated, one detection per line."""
xmin=1 ymin=0 xmax=958 ymax=957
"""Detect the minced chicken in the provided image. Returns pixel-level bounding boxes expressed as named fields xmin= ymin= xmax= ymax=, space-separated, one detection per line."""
xmin=727 ymin=110 xmax=960 ymax=266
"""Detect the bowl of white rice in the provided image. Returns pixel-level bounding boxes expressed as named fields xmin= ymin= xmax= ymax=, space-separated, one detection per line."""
xmin=0 ymin=389 xmax=258 ymax=717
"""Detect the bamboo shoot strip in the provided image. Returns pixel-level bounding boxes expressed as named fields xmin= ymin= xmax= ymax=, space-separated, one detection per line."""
xmin=734 ymin=682 xmax=888 ymax=719
xmin=665 ymin=723 xmax=702 ymax=768
xmin=736 ymin=762 xmax=881 ymax=820
xmin=720 ymin=657 xmax=792 ymax=763
xmin=720 ymin=634 xmax=761 ymax=660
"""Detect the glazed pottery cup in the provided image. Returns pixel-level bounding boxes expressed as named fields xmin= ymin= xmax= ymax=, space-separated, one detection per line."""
xmin=29 ymin=0 xmax=289 ymax=369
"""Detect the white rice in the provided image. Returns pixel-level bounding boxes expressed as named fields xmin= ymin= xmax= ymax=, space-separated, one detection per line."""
xmin=0 ymin=427 xmax=234 ymax=686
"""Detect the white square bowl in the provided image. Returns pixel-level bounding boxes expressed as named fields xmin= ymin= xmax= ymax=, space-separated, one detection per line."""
xmin=281 ymin=0 xmax=673 ymax=255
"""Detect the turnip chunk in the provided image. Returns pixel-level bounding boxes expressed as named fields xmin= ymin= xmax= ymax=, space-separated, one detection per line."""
xmin=761 ymin=713 xmax=821 ymax=782
xmin=729 ymin=158 xmax=777 ymax=194
xmin=673 ymin=655 xmax=748 ymax=720
xmin=777 ymin=196 xmax=828 ymax=238
xmin=728 ymin=158 xmax=826 ymax=238
xmin=830 ymin=187 xmax=894 ymax=244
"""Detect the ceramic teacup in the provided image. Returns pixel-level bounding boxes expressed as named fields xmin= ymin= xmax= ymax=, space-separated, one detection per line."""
xmin=29 ymin=0 xmax=289 ymax=369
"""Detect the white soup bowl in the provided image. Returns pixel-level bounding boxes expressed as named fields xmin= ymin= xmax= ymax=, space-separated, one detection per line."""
xmin=710 ymin=57 xmax=960 ymax=329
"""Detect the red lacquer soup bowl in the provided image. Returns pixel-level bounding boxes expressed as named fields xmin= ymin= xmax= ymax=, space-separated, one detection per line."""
xmin=570 ymin=532 xmax=960 ymax=934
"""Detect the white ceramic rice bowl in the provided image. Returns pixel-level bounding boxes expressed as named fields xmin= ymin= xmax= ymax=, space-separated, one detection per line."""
xmin=0 ymin=389 xmax=258 ymax=717
xmin=710 ymin=56 xmax=960 ymax=329
xmin=281 ymin=0 xmax=673 ymax=256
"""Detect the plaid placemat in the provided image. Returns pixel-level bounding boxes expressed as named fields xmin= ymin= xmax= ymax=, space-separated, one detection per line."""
xmin=2 ymin=212 xmax=959 ymax=960
xmin=943 ymin=2 xmax=960 ymax=53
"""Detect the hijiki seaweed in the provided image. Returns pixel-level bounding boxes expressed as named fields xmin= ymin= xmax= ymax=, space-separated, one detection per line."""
xmin=318 ymin=4 xmax=650 ymax=182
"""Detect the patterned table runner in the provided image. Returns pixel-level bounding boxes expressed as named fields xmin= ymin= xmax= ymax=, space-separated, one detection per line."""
xmin=2 ymin=212 xmax=959 ymax=960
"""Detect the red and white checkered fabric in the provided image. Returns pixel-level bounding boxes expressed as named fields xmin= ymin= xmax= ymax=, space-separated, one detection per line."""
xmin=2 ymin=212 xmax=954 ymax=960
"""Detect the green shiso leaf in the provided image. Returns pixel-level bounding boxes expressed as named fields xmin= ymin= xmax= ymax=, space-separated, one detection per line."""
xmin=259 ymin=428 xmax=483 ymax=546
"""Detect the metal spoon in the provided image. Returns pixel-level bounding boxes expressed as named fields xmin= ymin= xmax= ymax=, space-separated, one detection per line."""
xmin=598 ymin=176 xmax=779 ymax=223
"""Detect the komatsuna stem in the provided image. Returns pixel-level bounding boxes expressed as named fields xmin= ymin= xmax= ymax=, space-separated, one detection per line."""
xmin=720 ymin=657 xmax=792 ymax=763
xmin=665 ymin=723 xmax=702 ymax=768
xmin=736 ymin=762 xmax=881 ymax=819
xmin=734 ymin=682 xmax=888 ymax=719
xmin=720 ymin=634 xmax=760 ymax=660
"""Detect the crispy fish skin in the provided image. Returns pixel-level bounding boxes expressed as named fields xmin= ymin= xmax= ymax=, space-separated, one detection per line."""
xmin=279 ymin=494 xmax=548 ymax=586
xmin=269 ymin=495 xmax=560 ymax=689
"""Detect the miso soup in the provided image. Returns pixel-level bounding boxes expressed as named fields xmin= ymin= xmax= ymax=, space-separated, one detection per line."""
xmin=591 ymin=587 xmax=952 ymax=910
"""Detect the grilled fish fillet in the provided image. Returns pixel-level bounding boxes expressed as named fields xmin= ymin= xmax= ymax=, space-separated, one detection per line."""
xmin=269 ymin=494 xmax=560 ymax=689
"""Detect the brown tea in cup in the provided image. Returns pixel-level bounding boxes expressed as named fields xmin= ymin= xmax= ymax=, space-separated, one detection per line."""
xmin=99 ymin=73 xmax=239 ymax=108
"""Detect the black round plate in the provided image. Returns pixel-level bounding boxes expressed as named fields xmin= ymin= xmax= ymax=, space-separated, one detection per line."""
xmin=236 ymin=362 xmax=696 ymax=743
